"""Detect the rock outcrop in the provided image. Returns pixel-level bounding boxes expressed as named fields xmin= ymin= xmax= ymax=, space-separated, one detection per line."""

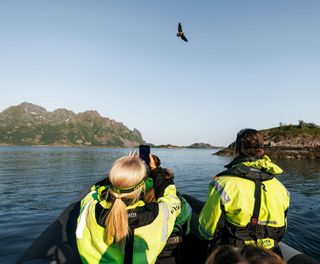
xmin=187 ymin=143 xmax=215 ymax=149
xmin=214 ymin=125 xmax=320 ymax=159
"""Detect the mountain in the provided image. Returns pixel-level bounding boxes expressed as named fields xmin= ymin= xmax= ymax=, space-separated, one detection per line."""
xmin=215 ymin=123 xmax=320 ymax=159
xmin=0 ymin=102 xmax=145 ymax=147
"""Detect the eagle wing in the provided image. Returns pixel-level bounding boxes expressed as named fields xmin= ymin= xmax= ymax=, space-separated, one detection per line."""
xmin=180 ymin=33 xmax=188 ymax=42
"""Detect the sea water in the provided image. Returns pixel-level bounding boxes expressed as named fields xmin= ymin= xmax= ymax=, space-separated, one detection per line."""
xmin=0 ymin=146 xmax=319 ymax=263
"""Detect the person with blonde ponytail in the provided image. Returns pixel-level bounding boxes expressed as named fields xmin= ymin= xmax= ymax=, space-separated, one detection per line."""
xmin=76 ymin=154 xmax=181 ymax=264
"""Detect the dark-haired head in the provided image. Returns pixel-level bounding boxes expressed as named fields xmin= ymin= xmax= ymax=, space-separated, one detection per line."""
xmin=235 ymin=129 xmax=264 ymax=158
xmin=205 ymin=245 xmax=247 ymax=264
xmin=151 ymin=155 xmax=161 ymax=168
xmin=241 ymin=245 xmax=286 ymax=264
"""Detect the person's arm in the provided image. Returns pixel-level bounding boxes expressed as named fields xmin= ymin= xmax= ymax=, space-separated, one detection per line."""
xmin=198 ymin=180 xmax=225 ymax=241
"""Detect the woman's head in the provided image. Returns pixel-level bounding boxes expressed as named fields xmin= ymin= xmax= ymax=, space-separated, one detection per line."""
xmin=105 ymin=156 xmax=147 ymax=245
xmin=108 ymin=156 xmax=147 ymax=198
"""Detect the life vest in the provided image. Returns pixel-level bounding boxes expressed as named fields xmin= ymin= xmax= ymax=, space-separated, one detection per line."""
xmin=91 ymin=178 xmax=192 ymax=237
xmin=76 ymin=184 xmax=181 ymax=264
xmin=199 ymin=155 xmax=290 ymax=250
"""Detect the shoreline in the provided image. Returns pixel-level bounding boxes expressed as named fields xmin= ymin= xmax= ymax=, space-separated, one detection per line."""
xmin=0 ymin=143 xmax=222 ymax=150
xmin=2 ymin=144 xmax=320 ymax=159
xmin=214 ymin=146 xmax=320 ymax=159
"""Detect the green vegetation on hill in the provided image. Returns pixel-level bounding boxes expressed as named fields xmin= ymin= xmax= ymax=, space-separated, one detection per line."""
xmin=215 ymin=121 xmax=320 ymax=159
xmin=0 ymin=102 xmax=145 ymax=147
xmin=265 ymin=121 xmax=320 ymax=138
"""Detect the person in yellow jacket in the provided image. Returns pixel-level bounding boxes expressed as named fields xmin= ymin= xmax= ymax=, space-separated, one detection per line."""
xmin=76 ymin=154 xmax=181 ymax=264
xmin=199 ymin=129 xmax=290 ymax=255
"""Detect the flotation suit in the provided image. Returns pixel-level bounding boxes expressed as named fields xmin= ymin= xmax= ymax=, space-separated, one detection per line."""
xmin=93 ymin=172 xmax=192 ymax=237
xmin=199 ymin=155 xmax=290 ymax=250
xmin=76 ymin=167 xmax=181 ymax=264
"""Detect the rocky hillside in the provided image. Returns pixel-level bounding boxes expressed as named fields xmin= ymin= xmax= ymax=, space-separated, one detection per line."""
xmin=154 ymin=143 xmax=218 ymax=149
xmin=187 ymin=143 xmax=215 ymax=149
xmin=215 ymin=123 xmax=320 ymax=159
xmin=0 ymin=102 xmax=145 ymax=147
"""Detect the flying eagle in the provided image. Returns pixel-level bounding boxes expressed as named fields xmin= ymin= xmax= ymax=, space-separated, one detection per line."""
xmin=177 ymin=23 xmax=188 ymax=42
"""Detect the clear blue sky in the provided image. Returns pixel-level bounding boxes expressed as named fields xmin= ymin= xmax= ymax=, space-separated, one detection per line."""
xmin=1 ymin=1 xmax=319 ymax=146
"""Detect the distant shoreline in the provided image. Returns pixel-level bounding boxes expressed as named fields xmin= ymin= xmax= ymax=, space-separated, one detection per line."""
xmin=2 ymin=143 xmax=320 ymax=159
xmin=0 ymin=143 xmax=223 ymax=149
xmin=214 ymin=146 xmax=320 ymax=159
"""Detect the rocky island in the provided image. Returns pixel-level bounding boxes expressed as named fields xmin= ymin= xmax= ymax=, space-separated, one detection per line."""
xmin=0 ymin=102 xmax=145 ymax=147
xmin=154 ymin=143 xmax=218 ymax=149
xmin=187 ymin=143 xmax=217 ymax=149
xmin=215 ymin=122 xmax=320 ymax=159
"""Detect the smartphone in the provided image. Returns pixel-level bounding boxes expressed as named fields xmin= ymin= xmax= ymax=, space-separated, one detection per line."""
xmin=139 ymin=145 xmax=150 ymax=164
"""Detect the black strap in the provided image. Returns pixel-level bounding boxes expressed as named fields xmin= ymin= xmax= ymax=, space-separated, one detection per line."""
xmin=248 ymin=180 xmax=261 ymax=230
xmin=124 ymin=230 xmax=134 ymax=264
xmin=224 ymin=221 xmax=286 ymax=241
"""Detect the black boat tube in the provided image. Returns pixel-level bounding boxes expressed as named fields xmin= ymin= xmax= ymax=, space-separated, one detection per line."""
xmin=182 ymin=194 xmax=320 ymax=264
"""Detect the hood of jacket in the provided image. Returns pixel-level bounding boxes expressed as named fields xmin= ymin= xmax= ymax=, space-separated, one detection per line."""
xmin=219 ymin=155 xmax=283 ymax=181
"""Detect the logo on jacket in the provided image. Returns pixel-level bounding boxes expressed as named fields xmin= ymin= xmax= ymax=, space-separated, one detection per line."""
xmin=128 ymin=212 xmax=137 ymax=218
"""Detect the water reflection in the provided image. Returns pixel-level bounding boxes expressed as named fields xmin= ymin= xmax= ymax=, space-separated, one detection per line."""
xmin=275 ymin=159 xmax=320 ymax=195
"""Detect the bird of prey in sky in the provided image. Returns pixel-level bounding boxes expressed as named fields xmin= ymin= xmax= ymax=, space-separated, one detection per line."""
xmin=177 ymin=22 xmax=188 ymax=42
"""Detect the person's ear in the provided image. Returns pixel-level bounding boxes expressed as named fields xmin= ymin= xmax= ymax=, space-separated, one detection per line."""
xmin=256 ymin=148 xmax=264 ymax=157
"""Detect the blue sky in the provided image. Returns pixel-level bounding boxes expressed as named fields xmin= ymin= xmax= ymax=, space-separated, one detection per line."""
xmin=1 ymin=1 xmax=319 ymax=146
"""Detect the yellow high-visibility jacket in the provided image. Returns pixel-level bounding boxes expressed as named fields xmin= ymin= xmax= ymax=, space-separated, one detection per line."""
xmin=199 ymin=155 xmax=290 ymax=249
xmin=76 ymin=167 xmax=181 ymax=264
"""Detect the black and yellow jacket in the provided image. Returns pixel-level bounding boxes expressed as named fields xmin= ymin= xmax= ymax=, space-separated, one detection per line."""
xmin=199 ymin=155 xmax=290 ymax=250
xmin=76 ymin=167 xmax=181 ymax=264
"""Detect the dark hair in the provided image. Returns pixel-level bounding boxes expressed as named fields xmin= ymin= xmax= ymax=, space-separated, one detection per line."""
xmin=152 ymin=154 xmax=161 ymax=167
xmin=241 ymin=246 xmax=285 ymax=264
xmin=164 ymin=168 xmax=174 ymax=180
xmin=205 ymin=245 xmax=247 ymax=264
xmin=235 ymin=129 xmax=264 ymax=157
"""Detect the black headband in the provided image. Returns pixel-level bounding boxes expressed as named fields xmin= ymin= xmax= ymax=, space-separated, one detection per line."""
xmin=110 ymin=175 xmax=148 ymax=194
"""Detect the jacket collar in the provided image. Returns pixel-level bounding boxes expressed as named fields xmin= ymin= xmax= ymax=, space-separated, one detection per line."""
xmin=219 ymin=155 xmax=283 ymax=181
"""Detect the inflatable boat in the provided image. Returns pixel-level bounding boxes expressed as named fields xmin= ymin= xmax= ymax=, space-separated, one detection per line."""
xmin=16 ymin=195 xmax=319 ymax=264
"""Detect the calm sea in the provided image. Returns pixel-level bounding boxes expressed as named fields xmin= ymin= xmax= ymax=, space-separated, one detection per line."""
xmin=0 ymin=146 xmax=319 ymax=263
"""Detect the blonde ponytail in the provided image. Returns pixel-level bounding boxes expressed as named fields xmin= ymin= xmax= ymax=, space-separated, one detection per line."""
xmin=104 ymin=156 xmax=146 ymax=245
xmin=105 ymin=194 xmax=129 ymax=244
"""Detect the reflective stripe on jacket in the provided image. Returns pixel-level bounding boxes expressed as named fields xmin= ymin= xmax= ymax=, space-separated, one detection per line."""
xmin=76 ymin=181 xmax=181 ymax=263
xmin=199 ymin=155 xmax=290 ymax=249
